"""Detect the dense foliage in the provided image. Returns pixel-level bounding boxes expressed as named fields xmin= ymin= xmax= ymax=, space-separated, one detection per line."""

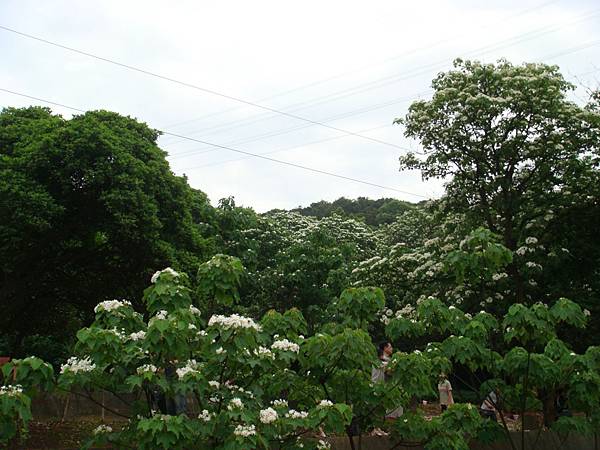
xmin=0 ymin=107 xmax=218 ymax=354
xmin=1 ymin=59 xmax=600 ymax=448
xmin=288 ymin=197 xmax=415 ymax=226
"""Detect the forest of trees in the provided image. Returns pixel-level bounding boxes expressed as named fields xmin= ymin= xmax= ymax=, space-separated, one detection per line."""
xmin=1 ymin=59 xmax=599 ymax=364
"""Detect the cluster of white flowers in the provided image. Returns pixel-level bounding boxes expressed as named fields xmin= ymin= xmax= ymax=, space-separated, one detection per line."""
xmin=254 ymin=346 xmax=275 ymax=359
xmin=272 ymin=399 xmax=288 ymax=408
xmin=271 ymin=339 xmax=300 ymax=353
xmin=525 ymin=237 xmax=538 ymax=245
xmin=234 ymin=424 xmax=256 ymax=437
xmin=525 ymin=261 xmax=543 ymax=270
xmin=198 ymin=409 xmax=213 ymax=422
xmin=151 ymin=267 xmax=180 ymax=283
xmin=516 ymin=246 xmax=529 ymax=256
xmin=228 ymin=398 xmax=244 ymax=410
xmin=0 ymin=385 xmax=23 ymax=397
xmin=148 ymin=310 xmax=169 ymax=323
xmin=189 ymin=305 xmax=201 ymax=316
xmin=285 ymin=409 xmax=308 ymax=419
xmin=259 ymin=407 xmax=278 ymax=424
xmin=208 ymin=314 xmax=261 ymax=331
xmin=94 ymin=299 xmax=131 ymax=313
xmin=137 ymin=364 xmax=158 ymax=375
xmin=60 ymin=356 xmax=95 ymax=374
xmin=317 ymin=440 xmax=331 ymax=450
xmin=223 ymin=382 xmax=254 ymax=398
xmin=492 ymin=272 xmax=508 ymax=281
xmin=396 ymin=304 xmax=415 ymax=318
xmin=129 ymin=330 xmax=146 ymax=341
xmin=208 ymin=380 xmax=220 ymax=389
xmin=584 ymin=309 xmax=591 ymax=317
xmin=215 ymin=347 xmax=226 ymax=355
xmin=93 ymin=424 xmax=113 ymax=435
xmin=107 ymin=327 xmax=127 ymax=340
xmin=318 ymin=399 xmax=333 ymax=408
xmin=176 ymin=360 xmax=200 ymax=380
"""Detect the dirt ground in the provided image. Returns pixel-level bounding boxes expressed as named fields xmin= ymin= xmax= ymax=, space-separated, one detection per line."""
xmin=7 ymin=406 xmax=529 ymax=449
xmin=7 ymin=418 xmax=123 ymax=450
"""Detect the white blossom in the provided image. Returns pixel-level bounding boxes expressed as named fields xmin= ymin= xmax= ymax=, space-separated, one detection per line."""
xmin=317 ymin=440 xmax=331 ymax=450
xmin=271 ymin=339 xmax=300 ymax=353
xmin=208 ymin=380 xmax=220 ymax=389
xmin=129 ymin=331 xmax=146 ymax=341
xmin=198 ymin=409 xmax=213 ymax=422
xmin=61 ymin=356 xmax=96 ymax=374
xmin=92 ymin=424 xmax=113 ymax=435
xmin=272 ymin=399 xmax=288 ymax=408
xmin=189 ymin=305 xmax=201 ymax=316
xmin=151 ymin=267 xmax=179 ymax=283
xmin=94 ymin=299 xmax=131 ymax=313
xmin=208 ymin=314 xmax=261 ymax=331
xmin=285 ymin=409 xmax=308 ymax=419
xmin=318 ymin=399 xmax=333 ymax=408
xmin=228 ymin=398 xmax=244 ymax=410
xmin=137 ymin=364 xmax=158 ymax=375
xmin=525 ymin=237 xmax=538 ymax=245
xmin=0 ymin=385 xmax=23 ymax=397
xmin=254 ymin=346 xmax=275 ymax=359
xmin=234 ymin=424 xmax=256 ymax=437
xmin=151 ymin=310 xmax=168 ymax=321
xmin=584 ymin=309 xmax=591 ymax=317
xmin=516 ymin=247 xmax=528 ymax=256
xmin=259 ymin=407 xmax=278 ymax=424
xmin=176 ymin=360 xmax=200 ymax=379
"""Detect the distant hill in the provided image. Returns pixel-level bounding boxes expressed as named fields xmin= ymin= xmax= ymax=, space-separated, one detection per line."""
xmin=282 ymin=197 xmax=416 ymax=227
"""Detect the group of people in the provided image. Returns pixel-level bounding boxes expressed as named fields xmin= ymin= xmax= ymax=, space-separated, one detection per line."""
xmin=371 ymin=342 xmax=499 ymax=422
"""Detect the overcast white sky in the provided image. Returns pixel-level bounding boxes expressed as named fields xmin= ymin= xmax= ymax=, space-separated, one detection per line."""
xmin=1 ymin=0 xmax=599 ymax=212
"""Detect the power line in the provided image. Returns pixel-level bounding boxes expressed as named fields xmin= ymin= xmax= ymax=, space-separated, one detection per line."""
xmin=158 ymin=8 xmax=600 ymax=148
xmin=159 ymin=0 xmax=563 ymax=130
xmin=166 ymin=36 xmax=600 ymax=163
xmin=4 ymin=6 xmax=595 ymax=153
xmin=174 ymin=56 xmax=600 ymax=171
xmin=160 ymin=131 xmax=427 ymax=198
xmin=177 ymin=124 xmax=395 ymax=170
xmin=0 ymin=24 xmax=410 ymax=153
xmin=0 ymin=87 xmax=429 ymax=198
xmin=167 ymin=91 xmax=426 ymax=161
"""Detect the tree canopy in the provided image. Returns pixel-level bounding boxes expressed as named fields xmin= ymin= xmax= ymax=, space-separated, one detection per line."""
xmin=0 ymin=107 xmax=217 ymax=345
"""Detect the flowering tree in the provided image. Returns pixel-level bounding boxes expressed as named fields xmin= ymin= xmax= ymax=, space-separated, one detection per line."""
xmin=53 ymin=261 xmax=351 ymax=449
xmin=1 ymin=356 xmax=54 ymax=445
xmin=384 ymin=296 xmax=600 ymax=450
xmin=395 ymin=59 xmax=600 ymax=337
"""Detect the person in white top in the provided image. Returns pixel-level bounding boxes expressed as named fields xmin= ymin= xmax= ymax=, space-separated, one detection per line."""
xmin=438 ymin=373 xmax=454 ymax=412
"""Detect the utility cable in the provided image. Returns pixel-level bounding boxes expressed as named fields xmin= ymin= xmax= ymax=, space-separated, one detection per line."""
xmin=0 ymin=87 xmax=429 ymax=198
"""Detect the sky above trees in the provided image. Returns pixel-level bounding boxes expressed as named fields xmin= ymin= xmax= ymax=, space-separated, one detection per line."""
xmin=1 ymin=0 xmax=599 ymax=211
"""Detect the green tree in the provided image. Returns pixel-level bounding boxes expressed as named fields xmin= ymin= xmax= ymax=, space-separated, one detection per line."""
xmin=0 ymin=107 xmax=217 ymax=351
xmin=397 ymin=59 xmax=600 ymax=304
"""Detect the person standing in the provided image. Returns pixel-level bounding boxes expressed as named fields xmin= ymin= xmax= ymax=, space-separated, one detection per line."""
xmin=479 ymin=390 xmax=498 ymax=421
xmin=438 ymin=373 xmax=454 ymax=412
xmin=371 ymin=342 xmax=403 ymax=418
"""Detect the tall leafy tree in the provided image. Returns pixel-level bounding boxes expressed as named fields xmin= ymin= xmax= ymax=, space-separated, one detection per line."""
xmin=0 ymin=107 xmax=216 ymax=347
xmin=397 ymin=59 xmax=600 ymax=303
